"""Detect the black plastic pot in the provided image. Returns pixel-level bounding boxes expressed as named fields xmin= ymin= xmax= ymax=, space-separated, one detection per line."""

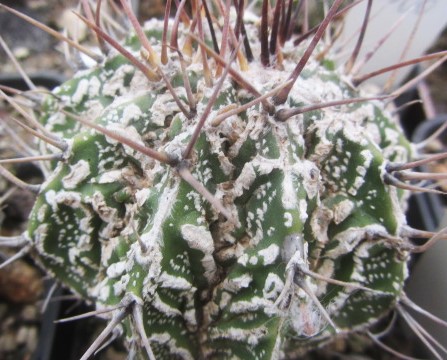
xmin=0 ymin=72 xmax=65 ymax=92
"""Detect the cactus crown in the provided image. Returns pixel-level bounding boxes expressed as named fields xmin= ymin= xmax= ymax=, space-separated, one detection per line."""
xmin=0 ymin=1 xmax=446 ymax=359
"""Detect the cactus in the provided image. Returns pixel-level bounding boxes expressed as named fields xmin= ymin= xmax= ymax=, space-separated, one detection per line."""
xmin=1 ymin=0 xmax=447 ymax=359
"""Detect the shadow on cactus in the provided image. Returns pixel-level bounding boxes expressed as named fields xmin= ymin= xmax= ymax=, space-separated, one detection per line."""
xmin=1 ymin=0 xmax=447 ymax=359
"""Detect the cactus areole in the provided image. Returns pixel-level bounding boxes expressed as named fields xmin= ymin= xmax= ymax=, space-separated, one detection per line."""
xmin=17 ymin=3 xmax=422 ymax=360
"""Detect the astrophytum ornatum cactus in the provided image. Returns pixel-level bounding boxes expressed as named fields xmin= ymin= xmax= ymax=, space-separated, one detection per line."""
xmin=1 ymin=1 xmax=446 ymax=359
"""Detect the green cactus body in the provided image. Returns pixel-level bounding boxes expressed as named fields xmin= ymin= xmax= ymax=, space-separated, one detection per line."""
xmin=17 ymin=7 xmax=418 ymax=360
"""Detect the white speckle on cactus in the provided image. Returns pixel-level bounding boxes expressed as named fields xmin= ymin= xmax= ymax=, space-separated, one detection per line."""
xmin=71 ymin=78 xmax=90 ymax=104
xmin=310 ymin=207 xmax=333 ymax=244
xmin=46 ymin=111 xmax=69 ymax=127
xmin=78 ymin=216 xmax=91 ymax=233
xmin=266 ymin=226 xmax=276 ymax=236
xmin=294 ymin=161 xmax=321 ymax=199
xmin=97 ymin=283 xmax=111 ymax=303
xmin=106 ymin=261 xmax=127 ymax=278
xmin=348 ymin=176 xmax=366 ymax=196
xmin=229 ymin=296 xmax=275 ymax=314
xmin=44 ymin=189 xmax=56 ymax=209
xmin=232 ymin=163 xmax=256 ymax=197
xmin=181 ymin=224 xmax=217 ymax=281
xmin=89 ymin=192 xmax=117 ymax=222
xmin=263 ymin=273 xmax=285 ymax=300
xmin=37 ymin=204 xmax=47 ymax=222
xmin=121 ymin=103 xmax=143 ymax=125
xmin=197 ymin=165 xmax=213 ymax=185
xmin=98 ymin=169 xmax=123 ymax=183
xmin=259 ymin=244 xmax=280 ymax=265
xmin=333 ymin=199 xmax=355 ymax=224
xmin=104 ymin=109 xmax=119 ymax=124
xmin=282 ymin=170 xmax=298 ymax=209
xmin=283 ymin=212 xmax=293 ymax=228
xmin=158 ymin=272 xmax=193 ymax=290
xmin=113 ymin=274 xmax=131 ymax=296
xmin=256 ymin=204 xmax=267 ymax=221
xmin=281 ymin=233 xmax=305 ymax=263
xmin=356 ymin=165 xmax=368 ymax=177
xmin=54 ymin=191 xmax=82 ymax=207
xmin=385 ymin=127 xmax=400 ymax=144
xmin=150 ymin=93 xmax=181 ymax=127
xmin=150 ymin=333 xmax=194 ymax=360
xmin=102 ymin=64 xmax=135 ymax=97
xmin=62 ymin=160 xmax=90 ymax=189
xmin=249 ymin=255 xmax=258 ymax=265
xmin=185 ymin=191 xmax=204 ymax=214
xmin=237 ymin=253 xmax=249 ymax=267
xmin=213 ymin=326 xmax=268 ymax=346
xmin=135 ymin=188 xmax=150 ymax=207
xmin=33 ymin=224 xmax=50 ymax=252
xmin=152 ymin=292 xmax=182 ymax=316
xmin=105 ymin=123 xmax=142 ymax=148
xmin=392 ymin=281 xmax=402 ymax=291
xmin=88 ymin=76 xmax=101 ymax=97
xmin=226 ymin=274 xmax=253 ymax=292
xmin=299 ymin=199 xmax=309 ymax=222
xmin=183 ymin=307 xmax=198 ymax=328
xmin=360 ymin=149 xmax=374 ymax=168
xmin=331 ymin=224 xmax=389 ymax=257
xmin=139 ymin=178 xmax=179 ymax=248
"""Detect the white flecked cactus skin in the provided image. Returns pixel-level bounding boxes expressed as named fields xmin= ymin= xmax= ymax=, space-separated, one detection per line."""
xmin=1 ymin=1 xmax=446 ymax=359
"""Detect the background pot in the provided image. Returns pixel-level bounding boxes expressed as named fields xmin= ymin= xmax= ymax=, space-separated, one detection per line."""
xmin=405 ymin=115 xmax=447 ymax=348
xmin=0 ymin=73 xmax=63 ymax=360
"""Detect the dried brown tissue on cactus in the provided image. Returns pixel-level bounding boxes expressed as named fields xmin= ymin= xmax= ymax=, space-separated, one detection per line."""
xmin=1 ymin=0 xmax=447 ymax=359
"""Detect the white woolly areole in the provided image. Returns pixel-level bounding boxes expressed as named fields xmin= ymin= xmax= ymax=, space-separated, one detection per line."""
xmin=290 ymin=297 xmax=324 ymax=337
